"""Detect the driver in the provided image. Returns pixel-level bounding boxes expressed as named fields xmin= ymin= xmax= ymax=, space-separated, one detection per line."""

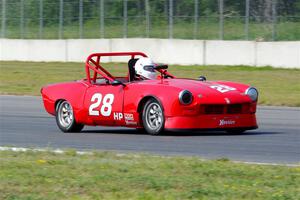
xmin=134 ymin=57 xmax=157 ymax=80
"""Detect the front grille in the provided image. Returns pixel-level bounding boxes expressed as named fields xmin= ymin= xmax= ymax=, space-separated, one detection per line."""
xmin=227 ymin=104 xmax=243 ymax=114
xmin=200 ymin=104 xmax=250 ymax=115
xmin=204 ymin=105 xmax=224 ymax=114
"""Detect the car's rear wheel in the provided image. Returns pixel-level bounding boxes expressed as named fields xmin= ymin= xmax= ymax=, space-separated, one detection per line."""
xmin=142 ymin=99 xmax=165 ymax=135
xmin=56 ymin=100 xmax=84 ymax=132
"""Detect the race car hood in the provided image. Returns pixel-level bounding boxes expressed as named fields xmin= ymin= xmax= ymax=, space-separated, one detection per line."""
xmin=139 ymin=78 xmax=253 ymax=104
xmin=167 ymin=78 xmax=252 ymax=104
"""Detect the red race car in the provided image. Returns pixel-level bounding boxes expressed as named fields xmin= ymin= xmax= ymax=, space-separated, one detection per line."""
xmin=41 ymin=52 xmax=258 ymax=135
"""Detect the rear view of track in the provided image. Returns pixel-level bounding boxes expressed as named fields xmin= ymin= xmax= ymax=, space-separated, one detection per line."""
xmin=0 ymin=95 xmax=299 ymax=164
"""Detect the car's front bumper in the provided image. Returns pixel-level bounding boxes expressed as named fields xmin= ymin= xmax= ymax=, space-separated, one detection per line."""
xmin=164 ymin=114 xmax=257 ymax=130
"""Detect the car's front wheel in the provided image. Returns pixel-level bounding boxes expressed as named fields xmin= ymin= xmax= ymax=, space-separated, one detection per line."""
xmin=56 ymin=100 xmax=84 ymax=132
xmin=142 ymin=99 xmax=165 ymax=135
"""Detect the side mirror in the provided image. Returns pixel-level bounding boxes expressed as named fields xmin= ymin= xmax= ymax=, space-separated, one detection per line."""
xmin=111 ymin=80 xmax=126 ymax=86
xmin=198 ymin=76 xmax=207 ymax=81
xmin=154 ymin=64 xmax=168 ymax=70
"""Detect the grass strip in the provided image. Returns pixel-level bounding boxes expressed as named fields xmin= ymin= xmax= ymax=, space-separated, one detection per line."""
xmin=0 ymin=61 xmax=299 ymax=106
xmin=4 ymin=20 xmax=300 ymax=41
xmin=0 ymin=150 xmax=299 ymax=200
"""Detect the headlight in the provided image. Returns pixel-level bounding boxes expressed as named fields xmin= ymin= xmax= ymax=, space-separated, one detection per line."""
xmin=245 ymin=87 xmax=258 ymax=102
xmin=179 ymin=90 xmax=193 ymax=105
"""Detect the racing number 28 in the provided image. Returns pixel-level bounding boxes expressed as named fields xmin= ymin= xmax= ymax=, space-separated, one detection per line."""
xmin=89 ymin=93 xmax=114 ymax=116
xmin=210 ymin=84 xmax=236 ymax=93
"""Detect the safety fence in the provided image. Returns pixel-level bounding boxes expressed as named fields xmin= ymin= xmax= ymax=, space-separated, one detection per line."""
xmin=0 ymin=0 xmax=299 ymax=41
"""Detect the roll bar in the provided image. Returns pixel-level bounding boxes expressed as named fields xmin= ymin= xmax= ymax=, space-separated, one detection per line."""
xmin=85 ymin=52 xmax=147 ymax=83
xmin=85 ymin=51 xmax=175 ymax=83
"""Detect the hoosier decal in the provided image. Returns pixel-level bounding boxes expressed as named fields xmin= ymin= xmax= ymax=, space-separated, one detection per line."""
xmin=219 ymin=119 xmax=236 ymax=126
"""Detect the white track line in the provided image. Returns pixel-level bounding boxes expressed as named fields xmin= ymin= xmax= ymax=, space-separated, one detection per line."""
xmin=0 ymin=146 xmax=299 ymax=167
xmin=232 ymin=160 xmax=299 ymax=167
xmin=0 ymin=146 xmax=91 ymax=155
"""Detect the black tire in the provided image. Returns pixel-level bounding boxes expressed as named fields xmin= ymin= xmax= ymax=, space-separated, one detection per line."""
xmin=225 ymin=129 xmax=246 ymax=135
xmin=55 ymin=100 xmax=84 ymax=133
xmin=142 ymin=99 xmax=165 ymax=135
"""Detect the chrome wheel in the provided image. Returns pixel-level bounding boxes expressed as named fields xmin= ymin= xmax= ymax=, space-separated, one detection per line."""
xmin=57 ymin=101 xmax=74 ymax=128
xmin=145 ymin=102 xmax=163 ymax=130
xmin=142 ymin=99 xmax=165 ymax=135
xmin=55 ymin=100 xmax=84 ymax=133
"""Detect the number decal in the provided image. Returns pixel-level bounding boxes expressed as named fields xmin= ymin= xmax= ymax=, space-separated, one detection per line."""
xmin=210 ymin=84 xmax=236 ymax=93
xmin=101 ymin=94 xmax=114 ymax=117
xmin=89 ymin=93 xmax=114 ymax=116
xmin=89 ymin=93 xmax=102 ymax=116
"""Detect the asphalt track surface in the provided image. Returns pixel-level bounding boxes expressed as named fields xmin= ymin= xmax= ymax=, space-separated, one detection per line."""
xmin=0 ymin=95 xmax=299 ymax=165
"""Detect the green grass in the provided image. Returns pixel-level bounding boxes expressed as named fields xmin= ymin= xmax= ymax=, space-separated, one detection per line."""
xmin=1 ymin=61 xmax=300 ymax=106
xmin=3 ymin=19 xmax=300 ymax=41
xmin=0 ymin=150 xmax=299 ymax=200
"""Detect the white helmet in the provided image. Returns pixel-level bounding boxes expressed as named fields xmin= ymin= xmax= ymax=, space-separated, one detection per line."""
xmin=134 ymin=57 xmax=156 ymax=80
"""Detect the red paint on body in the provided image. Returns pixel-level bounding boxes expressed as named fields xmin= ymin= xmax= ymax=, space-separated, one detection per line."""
xmin=41 ymin=52 xmax=258 ymax=131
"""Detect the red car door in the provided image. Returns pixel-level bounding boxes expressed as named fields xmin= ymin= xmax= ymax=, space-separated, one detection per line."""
xmin=84 ymin=83 xmax=125 ymax=126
